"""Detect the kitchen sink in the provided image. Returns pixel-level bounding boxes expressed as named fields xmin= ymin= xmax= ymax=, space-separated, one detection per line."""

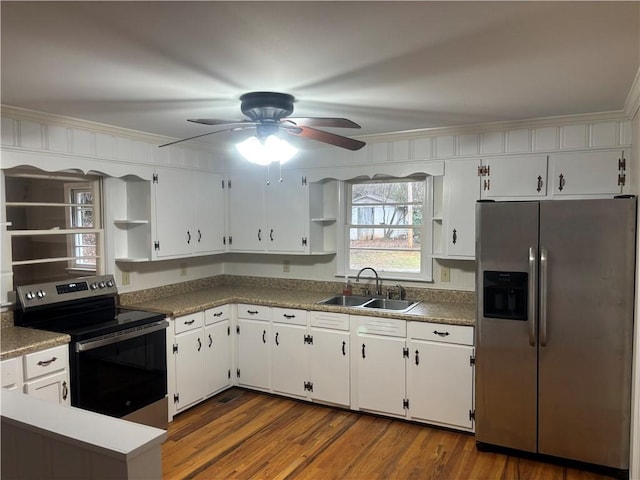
xmin=318 ymin=295 xmax=418 ymax=312
xmin=361 ymin=298 xmax=417 ymax=311
xmin=318 ymin=295 xmax=372 ymax=307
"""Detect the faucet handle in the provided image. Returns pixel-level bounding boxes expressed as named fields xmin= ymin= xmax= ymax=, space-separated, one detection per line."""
xmin=395 ymin=284 xmax=406 ymax=300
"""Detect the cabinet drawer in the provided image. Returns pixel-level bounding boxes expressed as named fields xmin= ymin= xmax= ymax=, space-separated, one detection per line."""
xmin=1 ymin=357 xmax=22 ymax=388
xmin=23 ymin=345 xmax=68 ymax=380
xmin=237 ymin=304 xmax=270 ymax=321
xmin=356 ymin=316 xmax=406 ymax=337
xmin=205 ymin=304 xmax=230 ymax=325
xmin=408 ymin=321 xmax=473 ymax=346
xmin=174 ymin=312 xmax=204 ymax=334
xmin=271 ymin=307 xmax=307 ymax=326
xmin=309 ymin=311 xmax=349 ymax=331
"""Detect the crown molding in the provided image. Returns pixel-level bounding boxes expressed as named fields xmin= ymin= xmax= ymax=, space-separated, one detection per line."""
xmin=624 ymin=65 xmax=640 ymax=120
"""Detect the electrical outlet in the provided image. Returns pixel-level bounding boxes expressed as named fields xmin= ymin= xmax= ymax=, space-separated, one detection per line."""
xmin=441 ymin=266 xmax=451 ymax=283
xmin=283 ymin=260 xmax=290 ymax=273
xmin=180 ymin=263 xmax=187 ymax=276
xmin=121 ymin=271 xmax=130 ymax=286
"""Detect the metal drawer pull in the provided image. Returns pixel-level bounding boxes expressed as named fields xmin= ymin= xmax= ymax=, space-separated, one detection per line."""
xmin=37 ymin=357 xmax=57 ymax=367
xmin=213 ymin=311 xmax=223 ymax=317
xmin=283 ymin=314 xmax=295 ymax=319
xmin=184 ymin=319 xmax=195 ymax=325
xmin=433 ymin=330 xmax=450 ymax=337
xmin=247 ymin=310 xmax=259 ymax=315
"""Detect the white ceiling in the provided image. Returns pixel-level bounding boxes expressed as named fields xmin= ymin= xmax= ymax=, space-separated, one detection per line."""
xmin=1 ymin=1 xmax=639 ymax=148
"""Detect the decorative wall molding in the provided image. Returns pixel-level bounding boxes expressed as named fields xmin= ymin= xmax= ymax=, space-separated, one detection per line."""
xmin=624 ymin=66 xmax=640 ymax=120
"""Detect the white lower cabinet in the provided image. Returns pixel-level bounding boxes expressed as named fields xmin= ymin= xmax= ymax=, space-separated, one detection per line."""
xmin=236 ymin=304 xmax=271 ymax=391
xmin=356 ymin=316 xmax=407 ymax=417
xmin=407 ymin=321 xmax=475 ymax=431
xmin=1 ymin=345 xmax=70 ymax=406
xmin=170 ymin=306 xmax=232 ymax=415
xmin=271 ymin=307 xmax=308 ymax=398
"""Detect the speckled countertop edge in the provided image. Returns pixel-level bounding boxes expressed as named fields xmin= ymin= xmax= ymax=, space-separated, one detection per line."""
xmin=1 ymin=327 xmax=70 ymax=360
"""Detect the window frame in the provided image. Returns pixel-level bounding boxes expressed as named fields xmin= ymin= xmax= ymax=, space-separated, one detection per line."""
xmin=338 ymin=176 xmax=434 ymax=282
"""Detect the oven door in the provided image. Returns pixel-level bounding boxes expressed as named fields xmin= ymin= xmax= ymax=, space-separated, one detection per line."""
xmin=71 ymin=320 xmax=168 ymax=420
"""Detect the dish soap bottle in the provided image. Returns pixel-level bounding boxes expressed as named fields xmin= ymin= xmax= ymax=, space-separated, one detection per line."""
xmin=343 ymin=279 xmax=353 ymax=296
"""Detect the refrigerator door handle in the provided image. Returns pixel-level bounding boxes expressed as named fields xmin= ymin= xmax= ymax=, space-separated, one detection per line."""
xmin=528 ymin=247 xmax=537 ymax=347
xmin=540 ymin=246 xmax=548 ymax=347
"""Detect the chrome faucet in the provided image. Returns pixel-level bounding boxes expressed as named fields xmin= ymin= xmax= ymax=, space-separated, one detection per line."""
xmin=356 ymin=267 xmax=382 ymax=296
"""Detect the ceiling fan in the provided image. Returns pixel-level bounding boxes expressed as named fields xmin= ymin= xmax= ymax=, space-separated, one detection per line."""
xmin=159 ymin=91 xmax=366 ymax=151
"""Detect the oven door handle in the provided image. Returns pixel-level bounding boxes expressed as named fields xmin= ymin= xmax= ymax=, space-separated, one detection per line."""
xmin=75 ymin=320 xmax=169 ymax=352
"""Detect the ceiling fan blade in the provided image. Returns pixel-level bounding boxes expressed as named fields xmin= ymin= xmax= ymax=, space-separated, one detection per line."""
xmin=283 ymin=117 xmax=361 ymax=129
xmin=187 ymin=118 xmax=252 ymax=126
xmin=285 ymin=125 xmax=366 ymax=151
xmin=158 ymin=127 xmax=249 ymax=148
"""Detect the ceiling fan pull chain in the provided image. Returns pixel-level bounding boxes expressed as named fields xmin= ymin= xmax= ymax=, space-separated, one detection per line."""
xmin=266 ymin=164 xmax=271 ymax=185
xmin=279 ymin=161 xmax=284 ymax=183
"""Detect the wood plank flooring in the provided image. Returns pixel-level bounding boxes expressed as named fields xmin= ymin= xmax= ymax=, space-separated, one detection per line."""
xmin=162 ymin=388 xmax=615 ymax=480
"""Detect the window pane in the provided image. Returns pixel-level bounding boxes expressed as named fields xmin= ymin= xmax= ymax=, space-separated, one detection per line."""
xmin=349 ymin=228 xmax=421 ymax=273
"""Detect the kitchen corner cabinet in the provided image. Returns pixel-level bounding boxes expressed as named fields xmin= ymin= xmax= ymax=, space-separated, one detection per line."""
xmin=549 ymin=150 xmax=626 ymax=196
xmin=227 ymin=171 xmax=314 ymax=254
xmin=407 ymin=322 xmax=475 ymax=431
xmin=1 ymin=345 xmax=70 ymax=406
xmin=152 ymin=168 xmax=226 ymax=259
xmin=236 ymin=304 xmax=271 ymax=391
xmin=271 ymin=307 xmax=308 ymax=398
xmin=480 ymin=155 xmax=548 ymax=199
xmin=356 ymin=317 xmax=407 ymax=417
xmin=442 ymin=159 xmax=480 ymax=258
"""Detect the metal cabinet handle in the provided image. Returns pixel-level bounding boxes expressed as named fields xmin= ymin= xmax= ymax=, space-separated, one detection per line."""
xmin=262 ymin=330 xmax=266 ymax=344
xmin=275 ymin=332 xmax=280 ymax=346
xmin=187 ymin=230 xmax=191 ymax=244
xmin=558 ymin=174 xmax=565 ymax=191
xmin=528 ymin=247 xmax=537 ymax=347
xmin=184 ymin=319 xmax=195 ymax=325
xmin=342 ymin=341 xmax=346 ymax=356
xmin=208 ymin=334 xmax=213 ymax=348
xmin=433 ymin=330 xmax=449 ymax=337
xmin=197 ymin=337 xmax=202 ymax=351
xmin=213 ymin=311 xmax=223 ymax=317
xmin=198 ymin=229 xmax=202 ymax=242
xmin=62 ymin=381 xmax=68 ymax=401
xmin=37 ymin=357 xmax=57 ymax=367
xmin=258 ymin=229 xmax=262 ymax=242
xmin=537 ymin=176 xmax=543 ymax=192
xmin=452 ymin=229 xmax=457 ymax=245
xmin=362 ymin=343 xmax=366 ymax=359
xmin=247 ymin=310 xmax=259 ymax=315
xmin=415 ymin=350 xmax=420 ymax=365
xmin=270 ymin=229 xmax=274 ymax=242
xmin=283 ymin=314 xmax=295 ymax=319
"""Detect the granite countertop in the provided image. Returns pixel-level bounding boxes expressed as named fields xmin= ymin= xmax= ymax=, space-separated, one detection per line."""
xmin=128 ymin=286 xmax=476 ymax=327
xmin=1 ymin=327 xmax=70 ymax=360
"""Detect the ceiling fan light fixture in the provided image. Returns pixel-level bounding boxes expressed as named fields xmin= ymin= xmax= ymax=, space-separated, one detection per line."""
xmin=235 ymin=135 xmax=298 ymax=166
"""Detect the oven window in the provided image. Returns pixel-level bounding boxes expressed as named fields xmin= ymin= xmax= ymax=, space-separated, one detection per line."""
xmin=73 ymin=329 xmax=167 ymax=418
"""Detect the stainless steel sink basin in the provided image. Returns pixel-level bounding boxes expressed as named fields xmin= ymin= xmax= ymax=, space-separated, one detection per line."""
xmin=318 ymin=295 xmax=372 ymax=307
xmin=362 ymin=298 xmax=417 ymax=311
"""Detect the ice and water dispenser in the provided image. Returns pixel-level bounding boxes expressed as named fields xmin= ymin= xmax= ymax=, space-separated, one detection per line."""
xmin=483 ymin=271 xmax=528 ymax=320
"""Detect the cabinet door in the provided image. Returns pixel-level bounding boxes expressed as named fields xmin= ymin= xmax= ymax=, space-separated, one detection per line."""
xmin=237 ymin=318 xmax=270 ymax=390
xmin=23 ymin=370 xmax=70 ymax=406
xmin=407 ymin=340 xmax=474 ymax=429
xmin=443 ymin=159 xmax=480 ymax=258
xmin=549 ymin=150 xmax=623 ymax=196
xmin=228 ymin=173 xmax=266 ymax=252
xmin=357 ymin=335 xmax=406 ymax=416
xmin=271 ymin=323 xmax=308 ymax=398
xmin=309 ymin=328 xmax=350 ymax=407
xmin=266 ymin=173 xmax=308 ymax=253
xmin=205 ymin=320 xmax=231 ymax=396
xmin=153 ymin=168 xmax=194 ymax=258
xmin=480 ymin=155 xmax=548 ymax=199
xmin=193 ymin=172 xmax=226 ymax=254
xmin=174 ymin=328 xmax=206 ymax=410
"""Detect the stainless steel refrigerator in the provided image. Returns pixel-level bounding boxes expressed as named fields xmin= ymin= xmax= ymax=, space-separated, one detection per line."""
xmin=475 ymin=197 xmax=636 ymax=472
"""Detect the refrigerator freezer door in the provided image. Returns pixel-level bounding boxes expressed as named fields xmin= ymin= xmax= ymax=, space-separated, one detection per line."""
xmin=475 ymin=201 xmax=539 ymax=453
xmin=537 ymin=198 xmax=636 ymax=469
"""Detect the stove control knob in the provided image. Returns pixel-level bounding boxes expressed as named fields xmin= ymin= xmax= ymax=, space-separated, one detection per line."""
xmin=98 ymin=281 xmax=106 ymax=289
xmin=106 ymin=280 xmax=114 ymax=288
xmin=25 ymin=291 xmax=35 ymax=300
xmin=36 ymin=290 xmax=46 ymax=299
xmin=90 ymin=282 xmax=98 ymax=290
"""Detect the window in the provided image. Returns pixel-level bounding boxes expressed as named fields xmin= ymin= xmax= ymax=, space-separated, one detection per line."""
xmin=344 ymin=177 xmax=432 ymax=280
xmin=65 ymin=183 xmax=97 ymax=270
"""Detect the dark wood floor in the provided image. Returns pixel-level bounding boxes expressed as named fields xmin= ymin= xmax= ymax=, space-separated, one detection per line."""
xmin=162 ymin=388 xmax=615 ymax=480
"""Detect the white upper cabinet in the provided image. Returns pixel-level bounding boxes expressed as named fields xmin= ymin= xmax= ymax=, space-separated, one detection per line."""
xmin=228 ymin=170 xmax=309 ymax=253
xmin=549 ymin=150 xmax=625 ymax=197
xmin=479 ymin=155 xmax=548 ymax=199
xmin=152 ymin=168 xmax=225 ymax=259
